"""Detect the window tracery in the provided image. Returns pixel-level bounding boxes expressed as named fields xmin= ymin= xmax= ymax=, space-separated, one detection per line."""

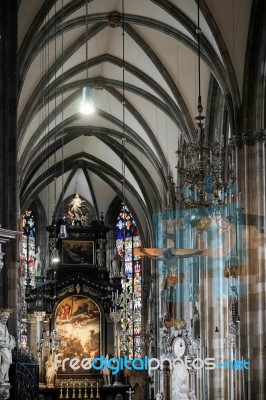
xmin=115 ymin=206 xmax=142 ymax=357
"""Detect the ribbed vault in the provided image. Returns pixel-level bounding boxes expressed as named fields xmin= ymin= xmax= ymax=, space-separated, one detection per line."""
xmin=18 ymin=0 xmax=252 ymax=244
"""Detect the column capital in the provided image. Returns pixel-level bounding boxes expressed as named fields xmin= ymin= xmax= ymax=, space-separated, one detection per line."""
xmin=230 ymin=130 xmax=266 ymax=148
xmin=27 ymin=314 xmax=37 ymax=323
xmin=34 ymin=311 xmax=46 ymax=322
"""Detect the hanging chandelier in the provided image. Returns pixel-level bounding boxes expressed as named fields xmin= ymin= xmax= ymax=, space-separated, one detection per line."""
xmin=175 ymin=0 xmax=236 ymax=220
xmin=175 ymin=134 xmax=235 ymax=209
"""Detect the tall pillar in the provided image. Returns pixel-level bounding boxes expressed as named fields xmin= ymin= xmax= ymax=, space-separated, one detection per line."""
xmin=27 ymin=314 xmax=38 ymax=360
xmin=242 ymin=139 xmax=266 ymax=399
xmin=162 ymin=364 xmax=171 ymax=400
xmin=232 ymin=131 xmax=266 ymax=399
xmin=34 ymin=311 xmax=46 ymax=384
xmin=0 ymin=0 xmax=19 ymax=335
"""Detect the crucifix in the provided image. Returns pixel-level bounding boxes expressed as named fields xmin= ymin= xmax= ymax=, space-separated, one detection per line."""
xmin=134 ymin=247 xmax=206 ymax=259
xmin=126 ymin=387 xmax=135 ymax=399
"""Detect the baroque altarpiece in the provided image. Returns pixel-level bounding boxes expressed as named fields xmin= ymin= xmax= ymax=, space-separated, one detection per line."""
xmin=18 ymin=193 xmax=142 ymax=400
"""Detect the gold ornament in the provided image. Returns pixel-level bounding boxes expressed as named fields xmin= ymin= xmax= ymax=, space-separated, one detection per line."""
xmin=173 ymin=319 xmax=186 ymax=330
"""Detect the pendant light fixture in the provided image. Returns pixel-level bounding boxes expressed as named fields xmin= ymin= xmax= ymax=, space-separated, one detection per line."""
xmin=80 ymin=0 xmax=95 ymax=115
xmin=175 ymin=0 xmax=236 ymax=227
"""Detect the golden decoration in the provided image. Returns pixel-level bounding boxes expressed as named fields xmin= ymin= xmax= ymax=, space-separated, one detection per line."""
xmin=0 ymin=308 xmax=15 ymax=314
xmin=196 ymin=217 xmax=211 ymax=231
xmin=173 ymin=319 xmax=186 ymax=330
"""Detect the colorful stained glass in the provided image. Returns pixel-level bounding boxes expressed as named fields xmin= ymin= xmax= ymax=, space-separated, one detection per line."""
xmin=22 ymin=210 xmax=36 ymax=286
xmin=20 ymin=210 xmax=36 ymax=349
xmin=115 ymin=205 xmax=142 ymax=358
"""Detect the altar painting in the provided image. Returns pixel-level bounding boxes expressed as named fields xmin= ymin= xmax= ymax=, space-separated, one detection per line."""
xmin=55 ymin=295 xmax=100 ymax=376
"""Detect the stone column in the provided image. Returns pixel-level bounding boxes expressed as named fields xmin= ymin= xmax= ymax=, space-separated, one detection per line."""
xmin=200 ymin=220 xmax=230 ymax=400
xmin=162 ymin=364 xmax=170 ymax=400
xmin=34 ymin=311 xmax=46 ymax=384
xmin=27 ymin=314 xmax=38 ymax=360
xmin=242 ymin=140 xmax=266 ymax=399
xmin=0 ymin=0 xmax=19 ymax=336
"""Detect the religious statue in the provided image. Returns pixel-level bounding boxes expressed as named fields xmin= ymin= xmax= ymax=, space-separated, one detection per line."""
xmin=97 ymin=243 xmax=106 ymax=270
xmin=69 ymin=193 xmax=85 ymax=220
xmin=102 ymin=354 xmax=111 ymax=385
xmin=34 ymin=246 xmax=45 ymax=276
xmin=110 ymin=248 xmax=121 ymax=278
xmin=164 ymin=268 xmax=178 ymax=327
xmin=0 ymin=310 xmax=16 ymax=386
xmin=45 ymin=355 xmax=57 ymax=387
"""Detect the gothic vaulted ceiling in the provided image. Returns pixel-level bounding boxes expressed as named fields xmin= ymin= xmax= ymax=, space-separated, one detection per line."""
xmin=18 ymin=0 xmax=252 ymax=240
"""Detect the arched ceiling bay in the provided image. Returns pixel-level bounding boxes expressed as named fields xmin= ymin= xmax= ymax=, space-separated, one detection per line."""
xmin=18 ymin=0 xmax=252 ymax=240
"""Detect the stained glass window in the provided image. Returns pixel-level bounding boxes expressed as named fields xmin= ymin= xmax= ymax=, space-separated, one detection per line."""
xmin=22 ymin=210 xmax=36 ymax=286
xmin=115 ymin=205 xmax=142 ymax=357
xmin=20 ymin=210 xmax=36 ymax=349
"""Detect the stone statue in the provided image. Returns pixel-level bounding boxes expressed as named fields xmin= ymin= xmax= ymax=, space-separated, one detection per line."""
xmin=45 ymin=355 xmax=57 ymax=387
xmin=34 ymin=246 xmax=45 ymax=276
xmin=97 ymin=243 xmax=105 ymax=269
xmin=102 ymin=354 xmax=111 ymax=385
xmin=69 ymin=192 xmax=85 ymax=220
xmin=110 ymin=248 xmax=121 ymax=278
xmin=0 ymin=311 xmax=16 ymax=386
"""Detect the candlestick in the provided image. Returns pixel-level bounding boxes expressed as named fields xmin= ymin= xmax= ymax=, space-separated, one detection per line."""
xmin=90 ymin=382 xmax=94 ymax=399
xmin=59 ymin=382 xmax=64 ymax=399
xmin=65 ymin=382 xmax=69 ymax=399
xmin=72 ymin=381 xmax=76 ymax=399
xmin=78 ymin=382 xmax=82 ymax=399
xmin=96 ymin=381 xmax=100 ymax=399
xmin=84 ymin=381 xmax=88 ymax=399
